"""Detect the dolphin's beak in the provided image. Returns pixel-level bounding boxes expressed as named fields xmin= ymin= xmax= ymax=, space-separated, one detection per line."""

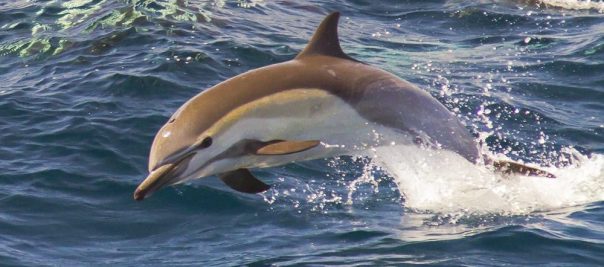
xmin=133 ymin=163 xmax=176 ymax=201
xmin=133 ymin=153 xmax=195 ymax=201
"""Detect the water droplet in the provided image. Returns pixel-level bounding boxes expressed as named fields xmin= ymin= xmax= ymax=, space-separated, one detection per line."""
xmin=524 ymin=37 xmax=531 ymax=43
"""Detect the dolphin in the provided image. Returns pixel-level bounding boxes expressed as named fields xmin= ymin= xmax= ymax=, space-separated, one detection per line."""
xmin=133 ymin=12 xmax=554 ymax=201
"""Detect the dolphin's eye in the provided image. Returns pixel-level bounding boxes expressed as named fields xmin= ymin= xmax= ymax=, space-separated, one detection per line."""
xmin=200 ymin=137 xmax=213 ymax=148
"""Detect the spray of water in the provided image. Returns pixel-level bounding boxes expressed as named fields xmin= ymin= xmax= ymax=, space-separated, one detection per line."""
xmin=538 ymin=0 xmax=604 ymax=12
xmin=370 ymin=144 xmax=604 ymax=214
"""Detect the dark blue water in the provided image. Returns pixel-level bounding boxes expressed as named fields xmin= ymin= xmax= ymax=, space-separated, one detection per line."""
xmin=1 ymin=0 xmax=604 ymax=265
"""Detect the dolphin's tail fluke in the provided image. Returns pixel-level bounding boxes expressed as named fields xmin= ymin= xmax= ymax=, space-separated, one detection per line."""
xmin=493 ymin=160 xmax=556 ymax=178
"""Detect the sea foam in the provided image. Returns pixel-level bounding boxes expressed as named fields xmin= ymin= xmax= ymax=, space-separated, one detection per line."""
xmin=367 ymin=145 xmax=604 ymax=214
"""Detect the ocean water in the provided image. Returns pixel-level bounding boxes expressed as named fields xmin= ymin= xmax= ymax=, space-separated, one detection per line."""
xmin=1 ymin=0 xmax=604 ymax=265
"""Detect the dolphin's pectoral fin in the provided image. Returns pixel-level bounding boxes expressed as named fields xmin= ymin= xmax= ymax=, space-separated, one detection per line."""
xmin=255 ymin=140 xmax=321 ymax=155
xmin=493 ymin=160 xmax=556 ymax=178
xmin=218 ymin=169 xmax=271 ymax=194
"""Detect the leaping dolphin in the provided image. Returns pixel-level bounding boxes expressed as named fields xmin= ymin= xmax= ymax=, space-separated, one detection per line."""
xmin=133 ymin=12 xmax=554 ymax=201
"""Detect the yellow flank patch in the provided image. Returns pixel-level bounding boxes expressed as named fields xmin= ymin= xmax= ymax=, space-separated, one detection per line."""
xmin=205 ymin=89 xmax=338 ymax=137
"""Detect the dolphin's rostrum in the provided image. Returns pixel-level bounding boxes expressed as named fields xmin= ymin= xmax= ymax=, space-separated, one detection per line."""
xmin=133 ymin=12 xmax=554 ymax=201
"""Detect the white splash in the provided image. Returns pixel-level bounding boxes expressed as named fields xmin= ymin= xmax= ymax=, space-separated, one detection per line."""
xmin=539 ymin=0 xmax=604 ymax=12
xmin=368 ymin=145 xmax=604 ymax=214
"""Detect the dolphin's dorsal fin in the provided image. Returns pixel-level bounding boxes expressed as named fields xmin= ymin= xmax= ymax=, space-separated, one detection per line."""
xmin=295 ymin=12 xmax=358 ymax=62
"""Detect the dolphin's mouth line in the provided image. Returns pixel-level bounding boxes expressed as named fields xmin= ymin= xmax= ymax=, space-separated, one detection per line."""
xmin=150 ymin=137 xmax=211 ymax=172
xmin=134 ymin=152 xmax=196 ymax=200
xmin=151 ymin=146 xmax=195 ymax=172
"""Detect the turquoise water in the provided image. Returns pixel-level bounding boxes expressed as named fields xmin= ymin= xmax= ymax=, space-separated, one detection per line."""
xmin=1 ymin=0 xmax=604 ymax=265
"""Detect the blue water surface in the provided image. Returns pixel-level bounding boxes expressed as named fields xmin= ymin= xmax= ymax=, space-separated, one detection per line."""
xmin=1 ymin=0 xmax=604 ymax=266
